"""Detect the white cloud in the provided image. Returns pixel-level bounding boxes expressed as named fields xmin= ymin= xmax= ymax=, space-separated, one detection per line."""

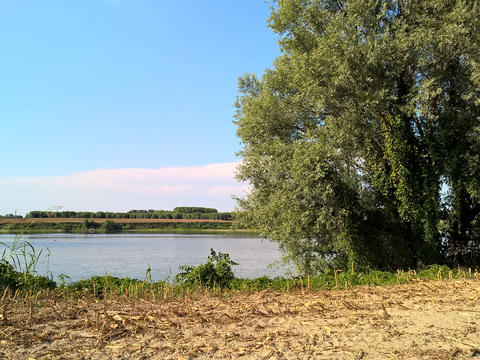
xmin=0 ymin=163 xmax=246 ymax=214
xmin=206 ymin=185 xmax=251 ymax=196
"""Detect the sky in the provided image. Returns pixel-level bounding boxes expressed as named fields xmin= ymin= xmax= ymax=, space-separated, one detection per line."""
xmin=0 ymin=0 xmax=279 ymax=216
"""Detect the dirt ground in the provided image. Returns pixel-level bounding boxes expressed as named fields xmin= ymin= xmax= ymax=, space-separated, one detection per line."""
xmin=1 ymin=279 xmax=480 ymax=360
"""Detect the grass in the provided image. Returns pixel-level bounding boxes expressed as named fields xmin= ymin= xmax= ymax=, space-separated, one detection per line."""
xmin=3 ymin=264 xmax=479 ymax=303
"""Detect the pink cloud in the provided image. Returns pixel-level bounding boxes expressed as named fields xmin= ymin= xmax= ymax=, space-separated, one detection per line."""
xmin=67 ymin=162 xmax=239 ymax=184
xmin=207 ymin=185 xmax=251 ymax=196
xmin=0 ymin=163 xmax=244 ymax=213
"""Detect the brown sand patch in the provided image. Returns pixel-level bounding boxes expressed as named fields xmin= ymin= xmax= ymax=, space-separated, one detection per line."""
xmin=1 ymin=279 xmax=480 ymax=359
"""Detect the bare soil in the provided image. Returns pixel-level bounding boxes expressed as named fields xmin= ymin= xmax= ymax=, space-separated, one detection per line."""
xmin=1 ymin=279 xmax=480 ymax=359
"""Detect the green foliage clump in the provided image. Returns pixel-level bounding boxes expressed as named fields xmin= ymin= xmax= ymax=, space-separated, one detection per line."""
xmin=230 ymin=275 xmax=295 ymax=292
xmin=82 ymin=218 xmax=98 ymax=231
xmin=0 ymin=259 xmax=55 ymax=292
xmin=101 ymin=219 xmax=121 ymax=232
xmin=175 ymin=249 xmax=238 ymax=288
xmin=27 ymin=207 xmax=233 ymax=221
xmin=0 ymin=260 xmax=20 ymax=291
xmin=0 ymin=220 xmax=233 ymax=233
xmin=1 ymin=234 xmax=56 ymax=291
xmin=234 ymin=0 xmax=480 ymax=273
xmin=309 ymin=269 xmax=398 ymax=288
xmin=173 ymin=207 xmax=218 ymax=214
xmin=230 ymin=265 xmax=479 ymax=292
xmin=65 ymin=275 xmax=141 ymax=298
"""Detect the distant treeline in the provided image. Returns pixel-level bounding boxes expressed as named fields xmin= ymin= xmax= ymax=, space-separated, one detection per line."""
xmin=0 ymin=214 xmax=23 ymax=219
xmin=27 ymin=207 xmax=233 ymax=221
xmin=0 ymin=220 xmax=233 ymax=233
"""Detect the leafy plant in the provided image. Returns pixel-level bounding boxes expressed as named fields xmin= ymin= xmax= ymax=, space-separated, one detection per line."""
xmin=175 ymin=249 xmax=238 ymax=288
xmin=57 ymin=273 xmax=72 ymax=288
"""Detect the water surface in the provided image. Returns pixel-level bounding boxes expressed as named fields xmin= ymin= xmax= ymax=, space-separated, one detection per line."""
xmin=0 ymin=233 xmax=290 ymax=282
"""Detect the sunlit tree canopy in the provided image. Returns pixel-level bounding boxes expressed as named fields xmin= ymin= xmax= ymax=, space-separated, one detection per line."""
xmin=234 ymin=0 xmax=480 ymax=273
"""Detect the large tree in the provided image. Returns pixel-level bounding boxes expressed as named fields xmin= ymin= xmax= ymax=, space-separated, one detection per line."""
xmin=234 ymin=0 xmax=480 ymax=273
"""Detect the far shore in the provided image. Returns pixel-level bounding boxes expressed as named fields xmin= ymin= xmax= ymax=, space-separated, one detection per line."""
xmin=0 ymin=218 xmax=233 ymax=224
xmin=0 ymin=217 xmax=260 ymax=235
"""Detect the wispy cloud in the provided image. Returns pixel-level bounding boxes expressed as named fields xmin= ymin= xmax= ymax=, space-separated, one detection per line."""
xmin=47 ymin=163 xmax=241 ymax=193
xmin=0 ymin=163 xmax=247 ymax=214
xmin=206 ymin=185 xmax=251 ymax=196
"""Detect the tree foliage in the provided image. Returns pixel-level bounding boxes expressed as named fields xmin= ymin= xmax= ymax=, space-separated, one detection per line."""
xmin=234 ymin=0 xmax=480 ymax=273
xmin=173 ymin=207 xmax=218 ymax=214
xmin=28 ymin=208 xmax=232 ymax=221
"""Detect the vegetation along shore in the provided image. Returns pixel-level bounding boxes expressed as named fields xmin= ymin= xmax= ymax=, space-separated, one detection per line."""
xmin=0 ymin=217 xmax=234 ymax=233
xmin=0 ymin=207 xmax=235 ymax=233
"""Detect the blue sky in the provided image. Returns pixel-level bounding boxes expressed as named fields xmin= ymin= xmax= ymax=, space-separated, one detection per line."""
xmin=0 ymin=1 xmax=279 ymax=215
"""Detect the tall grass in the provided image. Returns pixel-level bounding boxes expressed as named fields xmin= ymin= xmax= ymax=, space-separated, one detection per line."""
xmin=0 ymin=230 xmax=55 ymax=291
xmin=1 ymin=234 xmax=44 ymax=275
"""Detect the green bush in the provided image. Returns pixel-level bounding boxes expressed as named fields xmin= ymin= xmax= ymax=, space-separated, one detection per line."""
xmin=82 ymin=218 xmax=97 ymax=230
xmin=175 ymin=249 xmax=238 ymax=288
xmin=101 ymin=219 xmax=121 ymax=232
xmin=0 ymin=259 xmax=55 ymax=292
xmin=0 ymin=260 xmax=20 ymax=291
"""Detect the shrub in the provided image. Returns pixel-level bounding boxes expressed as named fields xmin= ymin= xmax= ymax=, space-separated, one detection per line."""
xmin=0 ymin=259 xmax=55 ymax=292
xmin=82 ymin=218 xmax=97 ymax=230
xmin=175 ymin=248 xmax=238 ymax=288
xmin=101 ymin=219 xmax=120 ymax=232
xmin=0 ymin=260 xmax=19 ymax=291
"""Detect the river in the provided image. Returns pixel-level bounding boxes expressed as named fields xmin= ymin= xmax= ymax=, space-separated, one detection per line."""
xmin=0 ymin=233 xmax=291 ymax=283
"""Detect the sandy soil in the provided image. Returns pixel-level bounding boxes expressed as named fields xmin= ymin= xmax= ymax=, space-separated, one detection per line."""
xmin=1 ymin=279 xmax=480 ymax=360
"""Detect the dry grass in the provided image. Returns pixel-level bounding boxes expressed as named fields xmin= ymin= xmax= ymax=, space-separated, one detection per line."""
xmin=1 ymin=279 xmax=480 ymax=359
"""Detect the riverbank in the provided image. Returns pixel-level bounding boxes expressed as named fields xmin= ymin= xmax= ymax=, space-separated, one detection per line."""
xmin=2 ymin=279 xmax=480 ymax=359
xmin=0 ymin=218 xmax=234 ymax=224
xmin=0 ymin=218 xmax=236 ymax=233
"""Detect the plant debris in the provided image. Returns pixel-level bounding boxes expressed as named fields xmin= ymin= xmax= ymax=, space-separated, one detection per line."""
xmin=1 ymin=279 xmax=480 ymax=359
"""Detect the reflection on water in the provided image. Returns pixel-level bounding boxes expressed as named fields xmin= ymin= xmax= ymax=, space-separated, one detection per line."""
xmin=0 ymin=233 xmax=291 ymax=282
